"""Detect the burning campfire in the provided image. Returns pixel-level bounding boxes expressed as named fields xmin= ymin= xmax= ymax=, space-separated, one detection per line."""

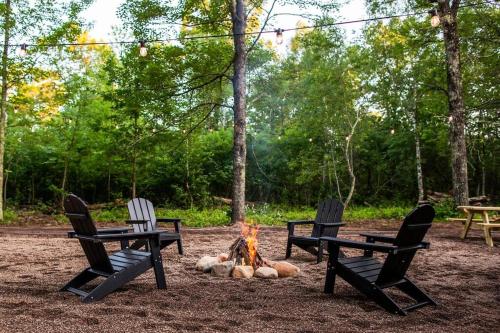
xmin=228 ymin=222 xmax=263 ymax=269
xmin=196 ymin=221 xmax=300 ymax=279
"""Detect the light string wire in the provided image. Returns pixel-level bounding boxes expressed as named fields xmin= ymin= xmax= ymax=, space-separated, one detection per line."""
xmin=8 ymin=1 xmax=495 ymax=48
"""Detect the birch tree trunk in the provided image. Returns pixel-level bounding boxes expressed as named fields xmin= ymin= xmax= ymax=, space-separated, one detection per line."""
xmin=411 ymin=89 xmax=425 ymax=202
xmin=415 ymin=129 xmax=424 ymax=202
xmin=0 ymin=0 xmax=11 ymax=221
xmin=343 ymin=111 xmax=361 ymax=209
xmin=60 ymin=117 xmax=78 ymax=209
xmin=131 ymin=114 xmax=138 ymax=198
xmin=439 ymin=0 xmax=469 ymax=206
xmin=230 ymin=0 xmax=247 ymax=224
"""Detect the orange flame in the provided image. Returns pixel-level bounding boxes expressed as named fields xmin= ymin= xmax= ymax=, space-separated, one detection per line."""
xmin=240 ymin=221 xmax=259 ymax=266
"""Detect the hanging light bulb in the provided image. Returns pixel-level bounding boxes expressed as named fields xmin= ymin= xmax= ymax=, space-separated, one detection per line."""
xmin=275 ymin=28 xmax=284 ymax=45
xmin=309 ymin=138 xmax=313 ymax=142
xmin=448 ymin=115 xmax=453 ymax=123
xmin=390 ymin=129 xmax=395 ymax=135
xmin=139 ymin=41 xmax=147 ymax=57
xmin=18 ymin=43 xmax=27 ymax=57
xmin=278 ymin=135 xmax=282 ymax=140
xmin=429 ymin=9 xmax=440 ymax=28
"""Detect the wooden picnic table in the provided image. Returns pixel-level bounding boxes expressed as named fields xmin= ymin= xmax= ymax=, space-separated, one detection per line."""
xmin=457 ymin=206 xmax=500 ymax=247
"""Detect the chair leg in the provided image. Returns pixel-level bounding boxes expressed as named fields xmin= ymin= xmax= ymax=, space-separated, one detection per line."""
xmin=61 ymin=268 xmax=98 ymax=291
xmin=150 ymin=238 xmax=167 ymax=289
xmin=177 ymin=238 xmax=184 ymax=255
xmin=317 ymin=241 xmax=324 ymax=263
xmin=82 ymin=260 xmax=151 ymax=303
xmin=285 ymin=238 xmax=292 ymax=259
xmin=324 ymin=242 xmax=339 ymax=294
xmin=370 ymin=285 xmax=407 ymax=315
xmin=396 ymin=278 xmax=437 ymax=306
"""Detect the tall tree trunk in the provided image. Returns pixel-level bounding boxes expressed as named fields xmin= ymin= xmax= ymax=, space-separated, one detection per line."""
xmin=60 ymin=119 xmax=78 ymax=209
xmin=415 ymin=130 xmax=424 ymax=202
xmin=439 ymin=0 xmax=469 ymax=206
xmin=230 ymin=0 xmax=247 ymax=224
xmin=131 ymin=152 xmax=137 ymax=199
xmin=131 ymin=113 xmax=138 ymax=199
xmin=344 ymin=112 xmax=360 ymax=209
xmin=411 ymin=89 xmax=425 ymax=202
xmin=0 ymin=0 xmax=11 ymax=221
xmin=107 ymin=163 xmax=111 ymax=202
xmin=185 ymin=136 xmax=193 ymax=209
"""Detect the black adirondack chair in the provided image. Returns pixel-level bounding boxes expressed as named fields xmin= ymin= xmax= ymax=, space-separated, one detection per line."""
xmin=321 ymin=204 xmax=437 ymax=315
xmin=127 ymin=198 xmax=183 ymax=255
xmin=61 ymin=194 xmax=167 ymax=303
xmin=286 ymin=198 xmax=345 ymax=263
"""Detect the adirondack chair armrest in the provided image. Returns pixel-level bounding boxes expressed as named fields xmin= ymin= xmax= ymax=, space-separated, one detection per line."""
xmin=125 ymin=219 xmax=149 ymax=225
xmin=72 ymin=231 xmax=163 ymax=243
xmin=287 ymin=220 xmax=315 ymax=235
xmin=396 ymin=243 xmax=430 ymax=252
xmin=360 ymin=233 xmax=396 ymax=244
xmin=317 ymin=222 xmax=345 ymax=230
xmin=157 ymin=218 xmax=182 ymax=233
xmin=287 ymin=220 xmax=315 ymax=225
xmin=157 ymin=218 xmax=181 ymax=222
xmin=97 ymin=227 xmax=130 ymax=234
xmin=320 ymin=237 xmax=398 ymax=254
xmin=67 ymin=227 xmax=130 ymax=238
xmin=93 ymin=231 xmax=163 ymax=242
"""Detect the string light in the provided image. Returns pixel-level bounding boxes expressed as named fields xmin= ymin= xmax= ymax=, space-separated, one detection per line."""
xmin=278 ymin=135 xmax=281 ymax=140
xmin=390 ymin=129 xmax=395 ymax=135
xmin=429 ymin=9 xmax=440 ymax=27
xmin=448 ymin=115 xmax=453 ymax=123
xmin=18 ymin=43 xmax=27 ymax=57
xmin=308 ymin=138 xmax=313 ymax=142
xmin=8 ymin=1 xmax=490 ymax=56
xmin=139 ymin=41 xmax=147 ymax=57
xmin=275 ymin=28 xmax=284 ymax=45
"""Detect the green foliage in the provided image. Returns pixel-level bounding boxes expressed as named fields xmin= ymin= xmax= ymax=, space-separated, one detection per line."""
xmin=1 ymin=209 xmax=17 ymax=224
xmin=2 ymin=1 xmax=498 ymax=216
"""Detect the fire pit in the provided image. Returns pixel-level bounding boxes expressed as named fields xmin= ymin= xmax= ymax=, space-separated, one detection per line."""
xmin=228 ymin=223 xmax=263 ymax=269
xmin=196 ymin=222 xmax=300 ymax=279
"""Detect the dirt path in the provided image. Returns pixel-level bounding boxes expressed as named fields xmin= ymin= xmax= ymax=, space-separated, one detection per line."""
xmin=0 ymin=221 xmax=498 ymax=333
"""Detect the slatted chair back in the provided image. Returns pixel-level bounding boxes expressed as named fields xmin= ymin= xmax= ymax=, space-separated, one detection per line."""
xmin=376 ymin=204 xmax=435 ymax=285
xmin=64 ymin=194 xmax=114 ymax=274
xmin=311 ymin=198 xmax=344 ymax=238
xmin=128 ymin=198 xmax=157 ymax=232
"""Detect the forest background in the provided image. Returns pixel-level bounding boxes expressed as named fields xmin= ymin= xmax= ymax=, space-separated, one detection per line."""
xmin=0 ymin=0 xmax=498 ymax=226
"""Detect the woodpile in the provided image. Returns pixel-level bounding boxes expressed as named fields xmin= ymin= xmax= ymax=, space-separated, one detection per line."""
xmin=426 ymin=191 xmax=490 ymax=206
xmin=228 ymin=236 xmax=263 ymax=269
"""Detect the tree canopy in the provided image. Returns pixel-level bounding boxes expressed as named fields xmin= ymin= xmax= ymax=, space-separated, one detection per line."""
xmin=1 ymin=0 xmax=498 ymax=212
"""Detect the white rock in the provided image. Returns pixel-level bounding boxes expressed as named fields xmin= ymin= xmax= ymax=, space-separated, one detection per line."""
xmin=217 ymin=253 xmax=229 ymax=262
xmin=232 ymin=265 xmax=254 ymax=279
xmin=254 ymin=267 xmax=278 ymax=279
xmin=211 ymin=261 xmax=234 ymax=277
xmin=196 ymin=256 xmax=220 ymax=273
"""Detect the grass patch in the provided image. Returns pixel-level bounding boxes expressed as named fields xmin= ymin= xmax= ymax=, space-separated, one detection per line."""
xmin=0 ymin=208 xmax=18 ymax=224
xmin=2 ymin=202 xmax=458 ymax=227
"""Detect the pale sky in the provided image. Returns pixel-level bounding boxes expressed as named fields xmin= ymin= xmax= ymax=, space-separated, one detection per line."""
xmin=82 ymin=0 xmax=367 ymax=46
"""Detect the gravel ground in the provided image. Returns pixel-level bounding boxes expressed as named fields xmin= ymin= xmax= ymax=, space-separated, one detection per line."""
xmin=0 ymin=221 xmax=498 ymax=333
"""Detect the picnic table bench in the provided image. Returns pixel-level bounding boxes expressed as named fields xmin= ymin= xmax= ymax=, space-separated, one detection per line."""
xmin=457 ymin=206 xmax=500 ymax=247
